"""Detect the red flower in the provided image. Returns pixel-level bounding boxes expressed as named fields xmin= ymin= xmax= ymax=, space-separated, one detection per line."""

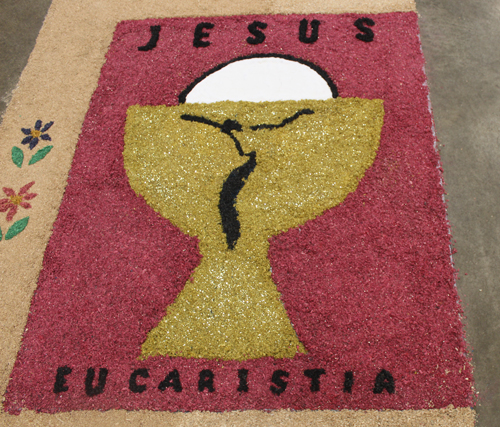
xmin=0 ymin=181 xmax=37 ymax=221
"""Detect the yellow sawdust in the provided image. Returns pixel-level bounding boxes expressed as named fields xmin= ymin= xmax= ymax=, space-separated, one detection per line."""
xmin=123 ymin=98 xmax=384 ymax=360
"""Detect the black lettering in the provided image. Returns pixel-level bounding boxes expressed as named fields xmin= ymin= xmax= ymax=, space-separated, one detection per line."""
xmin=53 ymin=366 xmax=72 ymax=393
xmin=343 ymin=371 xmax=354 ymax=393
xmin=129 ymin=368 xmax=149 ymax=393
xmin=247 ymin=21 xmax=267 ymax=45
xmin=198 ymin=369 xmax=215 ymax=392
xmin=237 ymin=369 xmax=249 ymax=392
xmin=158 ymin=369 xmax=182 ymax=392
xmin=373 ymin=369 xmax=395 ymax=394
xmin=85 ymin=367 xmax=108 ymax=397
xmin=299 ymin=19 xmax=320 ymax=44
xmin=270 ymin=370 xmax=289 ymax=396
xmin=354 ymin=18 xmax=375 ymax=42
xmin=193 ymin=22 xmax=214 ymax=48
xmin=138 ymin=25 xmax=161 ymax=51
xmin=304 ymin=368 xmax=325 ymax=392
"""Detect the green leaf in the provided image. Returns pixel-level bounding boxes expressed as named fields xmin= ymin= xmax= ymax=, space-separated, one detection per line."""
xmin=29 ymin=145 xmax=53 ymax=165
xmin=11 ymin=146 xmax=24 ymax=168
xmin=5 ymin=217 xmax=29 ymax=240
xmin=0 ymin=226 xmax=2 ymax=241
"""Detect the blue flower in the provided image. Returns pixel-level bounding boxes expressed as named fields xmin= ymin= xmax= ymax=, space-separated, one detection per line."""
xmin=21 ymin=120 xmax=53 ymax=150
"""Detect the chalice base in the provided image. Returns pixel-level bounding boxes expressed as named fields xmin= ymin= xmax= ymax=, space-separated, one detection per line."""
xmin=141 ymin=242 xmax=306 ymax=361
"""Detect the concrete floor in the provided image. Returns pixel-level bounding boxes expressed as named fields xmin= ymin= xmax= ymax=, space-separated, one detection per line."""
xmin=417 ymin=1 xmax=500 ymax=425
xmin=0 ymin=0 xmax=498 ymax=425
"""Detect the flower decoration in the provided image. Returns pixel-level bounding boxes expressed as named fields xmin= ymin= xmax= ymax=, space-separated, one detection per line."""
xmin=21 ymin=120 xmax=54 ymax=150
xmin=0 ymin=181 xmax=37 ymax=221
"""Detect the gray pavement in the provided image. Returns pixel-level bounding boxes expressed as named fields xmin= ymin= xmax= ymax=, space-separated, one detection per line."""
xmin=0 ymin=0 xmax=51 ymax=119
xmin=417 ymin=1 xmax=500 ymax=424
xmin=0 ymin=0 xmax=497 ymax=425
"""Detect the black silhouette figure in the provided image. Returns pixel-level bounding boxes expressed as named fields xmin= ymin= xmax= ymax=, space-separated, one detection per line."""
xmin=181 ymin=109 xmax=314 ymax=249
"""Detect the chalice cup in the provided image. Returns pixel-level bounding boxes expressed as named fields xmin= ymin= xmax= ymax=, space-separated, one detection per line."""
xmin=124 ymin=98 xmax=384 ymax=360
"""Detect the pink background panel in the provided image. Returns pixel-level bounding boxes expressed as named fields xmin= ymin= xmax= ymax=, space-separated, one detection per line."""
xmin=4 ymin=12 xmax=473 ymax=414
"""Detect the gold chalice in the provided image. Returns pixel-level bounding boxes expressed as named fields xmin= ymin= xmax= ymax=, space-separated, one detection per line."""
xmin=124 ymin=97 xmax=383 ymax=361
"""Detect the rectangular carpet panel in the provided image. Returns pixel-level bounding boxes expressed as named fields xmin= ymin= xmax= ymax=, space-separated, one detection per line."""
xmin=0 ymin=1 xmax=475 ymax=425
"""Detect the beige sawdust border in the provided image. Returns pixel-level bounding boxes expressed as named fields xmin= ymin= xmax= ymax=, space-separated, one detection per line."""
xmin=0 ymin=0 xmax=475 ymax=424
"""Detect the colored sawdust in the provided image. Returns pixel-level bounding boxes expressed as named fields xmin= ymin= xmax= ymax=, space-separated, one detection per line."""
xmin=124 ymin=99 xmax=384 ymax=360
xmin=2 ymin=11 xmax=474 ymax=418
